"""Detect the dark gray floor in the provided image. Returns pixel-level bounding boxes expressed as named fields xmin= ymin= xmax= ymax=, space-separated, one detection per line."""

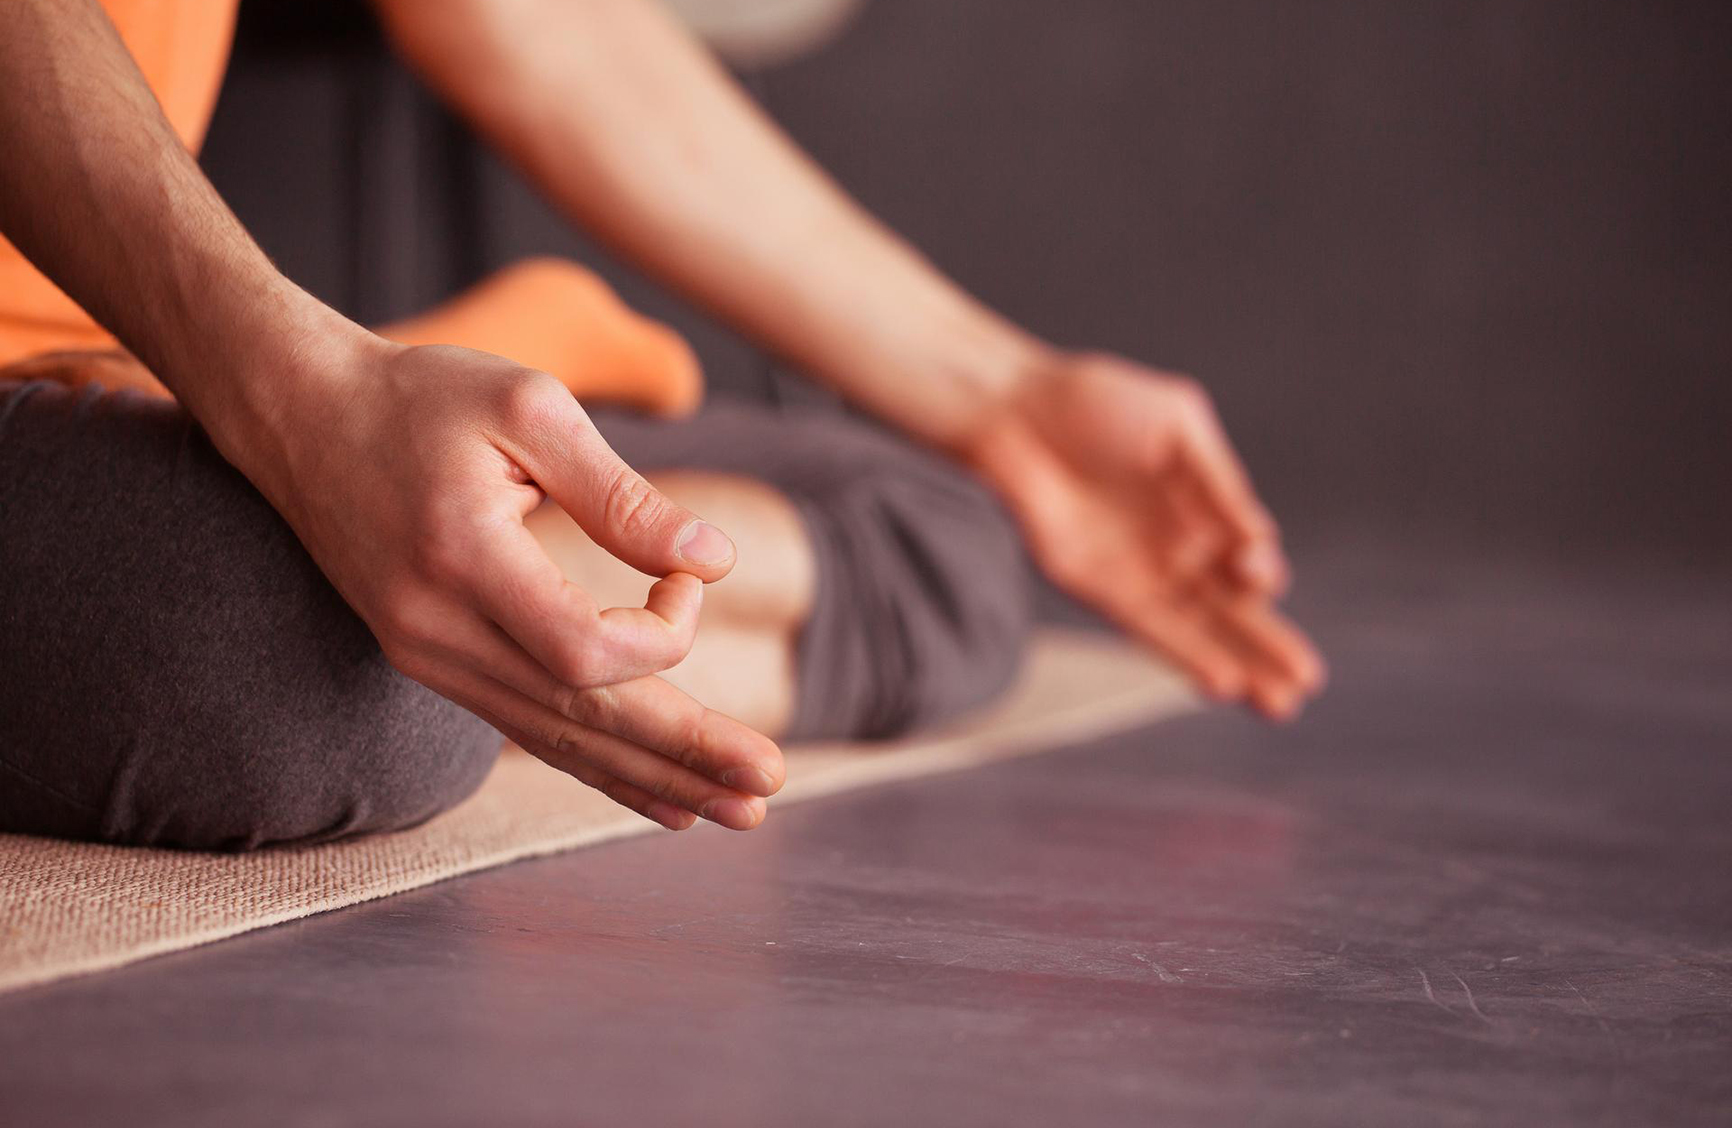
xmin=2 ymin=548 xmax=1728 ymax=1127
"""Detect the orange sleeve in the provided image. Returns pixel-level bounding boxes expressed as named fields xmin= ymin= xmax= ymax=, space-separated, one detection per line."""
xmin=0 ymin=0 xmax=238 ymax=367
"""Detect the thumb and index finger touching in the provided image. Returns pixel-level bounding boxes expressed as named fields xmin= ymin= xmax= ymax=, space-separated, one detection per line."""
xmin=515 ymin=392 xmax=736 ymax=582
xmin=1171 ymin=398 xmax=1290 ymax=595
xmin=480 ymin=385 xmax=737 ymax=688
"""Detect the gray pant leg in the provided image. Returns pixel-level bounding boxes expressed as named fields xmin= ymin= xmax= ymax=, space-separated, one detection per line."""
xmin=0 ymin=381 xmax=500 ymax=851
xmin=594 ymin=400 xmax=1032 ymax=740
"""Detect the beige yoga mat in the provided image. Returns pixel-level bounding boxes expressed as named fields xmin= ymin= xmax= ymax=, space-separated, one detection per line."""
xmin=0 ymin=630 xmax=1190 ymax=994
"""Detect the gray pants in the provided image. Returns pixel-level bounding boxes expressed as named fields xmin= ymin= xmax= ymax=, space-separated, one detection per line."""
xmin=0 ymin=381 xmax=1029 ymax=851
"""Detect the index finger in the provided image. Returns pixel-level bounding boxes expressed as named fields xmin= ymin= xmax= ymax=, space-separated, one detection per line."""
xmin=494 ymin=383 xmax=736 ymax=582
xmin=472 ymin=519 xmax=704 ymax=687
xmin=1175 ymin=418 xmax=1288 ymax=592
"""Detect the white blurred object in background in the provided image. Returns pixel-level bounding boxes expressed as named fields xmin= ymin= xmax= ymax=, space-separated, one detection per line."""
xmin=662 ymin=0 xmax=864 ymax=66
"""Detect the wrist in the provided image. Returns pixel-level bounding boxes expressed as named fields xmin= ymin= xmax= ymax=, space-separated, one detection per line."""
xmin=924 ymin=306 xmax=1066 ymax=471
xmin=909 ymin=298 xmax=1058 ymax=455
xmin=175 ymin=292 xmax=388 ymax=507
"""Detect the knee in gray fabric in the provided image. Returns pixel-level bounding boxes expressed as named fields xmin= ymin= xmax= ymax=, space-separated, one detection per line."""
xmin=86 ymin=549 xmax=504 ymax=851
xmin=17 ymin=570 xmax=503 ymax=853
xmin=46 ymin=607 xmax=505 ymax=853
xmin=139 ymin=659 xmax=503 ymax=853
xmin=0 ymin=380 xmax=500 ymax=852
xmin=222 ymin=696 xmax=497 ymax=853
xmin=781 ymin=427 xmax=1035 ymax=740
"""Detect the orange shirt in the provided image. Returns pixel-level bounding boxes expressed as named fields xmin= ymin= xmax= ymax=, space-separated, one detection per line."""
xmin=0 ymin=0 xmax=239 ymax=366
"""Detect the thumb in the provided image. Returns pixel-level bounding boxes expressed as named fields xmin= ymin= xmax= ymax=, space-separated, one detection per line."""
xmin=508 ymin=384 xmax=736 ymax=581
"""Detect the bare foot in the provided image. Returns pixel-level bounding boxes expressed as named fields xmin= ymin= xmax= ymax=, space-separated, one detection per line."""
xmin=380 ymin=257 xmax=702 ymax=416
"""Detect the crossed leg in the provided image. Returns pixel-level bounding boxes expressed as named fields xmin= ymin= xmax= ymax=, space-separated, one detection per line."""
xmin=0 ymin=260 xmax=1032 ymax=849
xmin=0 ymin=390 xmax=1027 ymax=851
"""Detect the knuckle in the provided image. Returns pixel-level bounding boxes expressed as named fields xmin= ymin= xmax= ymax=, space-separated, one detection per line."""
xmin=549 ymin=723 xmax=586 ymax=760
xmin=551 ymin=682 xmax=585 ymax=725
xmin=601 ymin=469 xmax=665 ymax=540
xmin=561 ymin=684 xmax=615 ymax=728
xmin=641 ymin=773 xmax=687 ymax=806
xmin=409 ymin=526 xmax=469 ymax=588
xmin=496 ymin=369 xmax=565 ymax=430
xmin=372 ymin=585 xmax=437 ymax=648
xmin=379 ymin=641 xmax=428 ymax=683
xmin=667 ymin=710 xmax=712 ymax=768
xmin=550 ymin=636 xmax=607 ymax=687
xmin=594 ymin=775 xmax=632 ymax=807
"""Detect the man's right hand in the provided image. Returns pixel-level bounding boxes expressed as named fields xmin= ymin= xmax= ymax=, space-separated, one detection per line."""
xmin=0 ymin=1 xmax=778 ymax=830
xmin=232 ymin=334 xmax=785 ymax=832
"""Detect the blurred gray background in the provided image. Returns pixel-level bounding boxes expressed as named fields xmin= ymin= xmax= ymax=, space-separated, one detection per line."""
xmin=200 ymin=0 xmax=1732 ymax=566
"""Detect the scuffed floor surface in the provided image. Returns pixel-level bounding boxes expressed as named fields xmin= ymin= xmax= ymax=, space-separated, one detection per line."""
xmin=1 ymin=546 xmax=1728 ymax=1127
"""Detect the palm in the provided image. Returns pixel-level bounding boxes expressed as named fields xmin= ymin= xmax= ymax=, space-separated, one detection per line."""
xmin=971 ymin=355 xmax=1323 ymax=719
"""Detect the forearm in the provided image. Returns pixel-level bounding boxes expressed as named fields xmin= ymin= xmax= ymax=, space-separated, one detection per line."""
xmin=376 ymin=0 xmax=1052 ymax=449
xmin=0 ymin=0 xmax=362 ymax=475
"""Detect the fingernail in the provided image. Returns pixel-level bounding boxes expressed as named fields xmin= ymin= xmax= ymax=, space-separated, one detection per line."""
xmin=701 ymin=796 xmax=760 ymax=831
xmin=676 ymin=520 xmax=734 ymax=566
xmin=721 ymin=766 xmax=776 ymax=797
xmin=645 ymin=801 xmax=694 ymax=831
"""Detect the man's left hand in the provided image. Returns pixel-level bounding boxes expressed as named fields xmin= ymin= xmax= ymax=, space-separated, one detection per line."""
xmin=964 ymin=352 xmax=1325 ymax=720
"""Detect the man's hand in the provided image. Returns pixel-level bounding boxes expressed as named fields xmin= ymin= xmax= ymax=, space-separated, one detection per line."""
xmin=0 ymin=0 xmax=781 ymax=831
xmin=965 ymin=353 xmax=1325 ymax=719
xmin=235 ymin=335 xmax=785 ymax=831
xmin=369 ymin=0 xmax=1322 ymax=724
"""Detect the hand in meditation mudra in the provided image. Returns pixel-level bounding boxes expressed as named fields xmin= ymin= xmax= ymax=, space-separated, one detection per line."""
xmin=0 ymin=0 xmax=1320 ymax=851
